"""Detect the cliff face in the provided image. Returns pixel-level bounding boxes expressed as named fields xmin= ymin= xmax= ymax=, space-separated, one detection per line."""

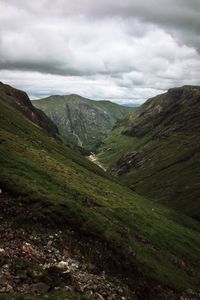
xmin=32 ymin=94 xmax=130 ymax=152
xmin=97 ymin=86 xmax=200 ymax=219
xmin=0 ymin=82 xmax=59 ymax=138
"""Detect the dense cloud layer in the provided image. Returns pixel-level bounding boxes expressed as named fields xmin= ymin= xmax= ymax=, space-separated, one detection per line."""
xmin=0 ymin=0 xmax=200 ymax=103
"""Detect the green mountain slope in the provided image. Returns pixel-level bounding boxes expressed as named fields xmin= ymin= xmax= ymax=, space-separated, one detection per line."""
xmin=32 ymin=94 xmax=130 ymax=153
xmin=97 ymin=86 xmax=200 ymax=219
xmin=0 ymin=82 xmax=200 ymax=298
xmin=0 ymin=82 xmax=59 ymax=139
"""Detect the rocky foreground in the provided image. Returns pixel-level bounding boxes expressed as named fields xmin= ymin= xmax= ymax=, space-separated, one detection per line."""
xmin=1 ymin=194 xmax=200 ymax=300
xmin=0 ymin=195 xmax=134 ymax=300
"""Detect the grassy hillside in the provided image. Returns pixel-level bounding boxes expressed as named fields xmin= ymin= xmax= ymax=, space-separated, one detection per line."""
xmin=97 ymin=86 xmax=200 ymax=219
xmin=0 ymin=83 xmax=200 ymax=299
xmin=0 ymin=82 xmax=59 ymax=139
xmin=32 ymin=94 xmax=130 ymax=153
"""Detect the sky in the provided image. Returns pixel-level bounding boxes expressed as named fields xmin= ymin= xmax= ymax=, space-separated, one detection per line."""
xmin=0 ymin=0 xmax=200 ymax=104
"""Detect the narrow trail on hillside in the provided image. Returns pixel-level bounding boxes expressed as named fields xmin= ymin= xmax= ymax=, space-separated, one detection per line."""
xmin=88 ymin=153 xmax=107 ymax=172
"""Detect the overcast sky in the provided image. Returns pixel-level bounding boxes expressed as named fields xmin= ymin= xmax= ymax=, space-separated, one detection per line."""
xmin=0 ymin=0 xmax=200 ymax=104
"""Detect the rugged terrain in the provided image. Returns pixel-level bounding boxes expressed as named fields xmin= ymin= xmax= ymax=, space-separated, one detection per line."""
xmin=0 ymin=82 xmax=200 ymax=299
xmin=32 ymin=94 xmax=129 ymax=153
xmin=97 ymin=86 xmax=200 ymax=219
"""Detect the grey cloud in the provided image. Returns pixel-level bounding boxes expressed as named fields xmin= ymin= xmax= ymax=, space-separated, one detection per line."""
xmin=1 ymin=0 xmax=199 ymax=50
xmin=0 ymin=0 xmax=200 ymax=103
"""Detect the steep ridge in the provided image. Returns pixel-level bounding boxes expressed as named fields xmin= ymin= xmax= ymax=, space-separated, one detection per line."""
xmin=0 ymin=83 xmax=200 ymax=299
xmin=0 ymin=82 xmax=59 ymax=139
xmin=97 ymin=86 xmax=200 ymax=219
xmin=32 ymin=94 xmax=130 ymax=152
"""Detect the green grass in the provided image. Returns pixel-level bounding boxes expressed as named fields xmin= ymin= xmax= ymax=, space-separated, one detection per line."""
xmin=0 ymin=92 xmax=200 ymax=293
xmin=97 ymin=87 xmax=200 ymax=219
xmin=0 ymin=291 xmax=91 ymax=300
xmin=97 ymin=126 xmax=150 ymax=169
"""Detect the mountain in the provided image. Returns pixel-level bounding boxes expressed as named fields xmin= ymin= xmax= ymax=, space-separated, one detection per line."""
xmin=32 ymin=94 xmax=130 ymax=153
xmin=0 ymin=82 xmax=200 ymax=299
xmin=0 ymin=82 xmax=59 ymax=139
xmin=97 ymin=86 xmax=200 ymax=219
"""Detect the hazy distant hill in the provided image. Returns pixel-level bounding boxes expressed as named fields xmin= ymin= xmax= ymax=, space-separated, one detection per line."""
xmin=97 ymin=86 xmax=200 ymax=219
xmin=32 ymin=94 xmax=130 ymax=152
xmin=122 ymin=103 xmax=140 ymax=108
